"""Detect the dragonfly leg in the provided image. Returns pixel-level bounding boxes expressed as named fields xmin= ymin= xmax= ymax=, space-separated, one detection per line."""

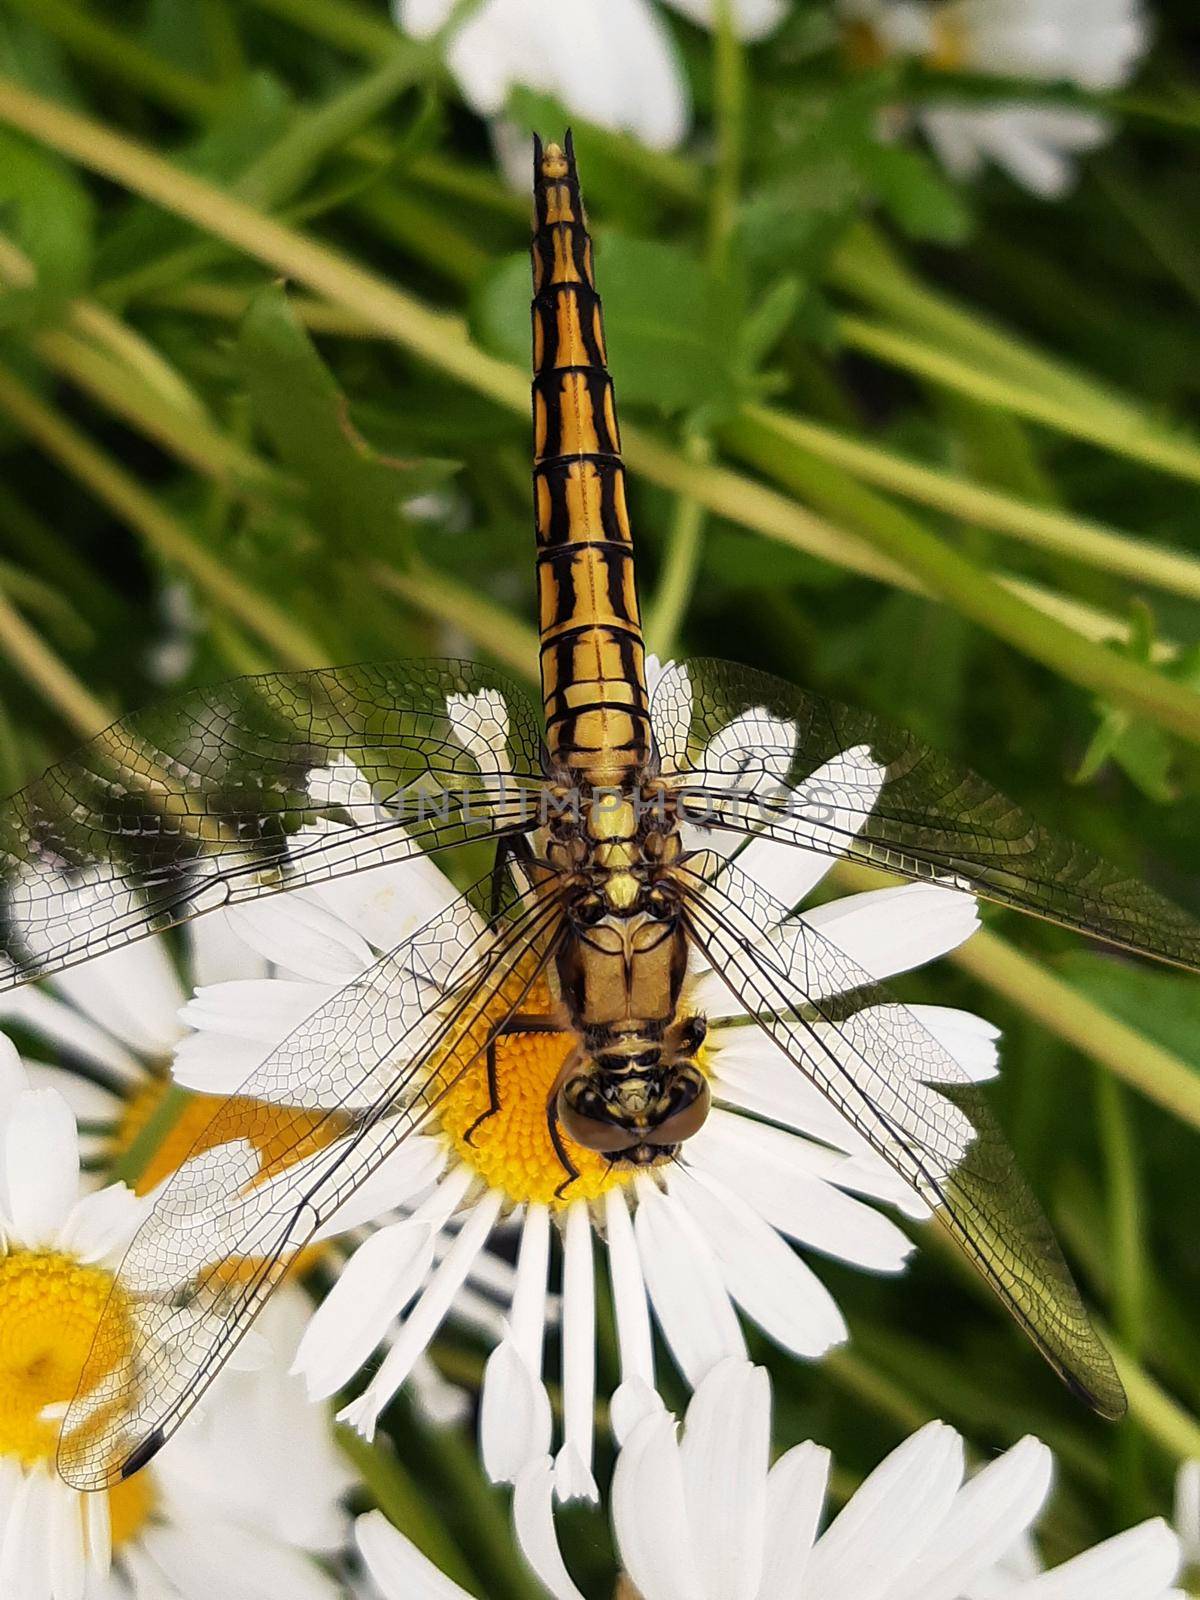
xmin=464 ymin=1036 xmax=502 ymax=1148
xmin=547 ymin=1098 xmax=581 ymax=1198
xmin=465 ymin=834 xmax=539 ymax=1148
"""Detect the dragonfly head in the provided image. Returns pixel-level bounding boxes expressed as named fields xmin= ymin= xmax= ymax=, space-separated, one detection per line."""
xmin=555 ymin=1046 xmax=710 ymax=1162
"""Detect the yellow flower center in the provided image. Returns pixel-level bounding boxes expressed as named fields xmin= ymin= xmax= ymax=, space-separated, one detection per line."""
xmin=113 ymin=1079 xmax=345 ymax=1197
xmin=0 ymin=1249 xmax=154 ymax=1546
xmin=928 ymin=16 xmax=968 ymax=71
xmin=843 ymin=19 xmax=890 ymax=68
xmin=439 ymin=1027 xmax=635 ymax=1208
xmin=435 ymin=977 xmax=634 ymax=1208
xmin=842 ymin=14 xmax=968 ymax=72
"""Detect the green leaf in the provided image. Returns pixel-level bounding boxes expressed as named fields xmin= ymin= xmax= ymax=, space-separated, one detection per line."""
xmin=0 ymin=128 xmax=92 ymax=327
xmin=860 ymin=142 xmax=973 ymax=245
xmin=237 ymin=285 xmax=457 ymax=557
xmin=472 ymin=240 xmax=737 ymax=417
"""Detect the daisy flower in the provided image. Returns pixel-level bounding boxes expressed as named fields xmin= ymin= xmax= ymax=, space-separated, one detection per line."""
xmin=840 ymin=0 xmax=1151 ymax=196
xmin=0 ymin=903 xmax=495 ymax=1434
xmin=175 ymin=677 xmax=996 ymax=1504
xmin=394 ymin=0 xmax=786 ymax=157
xmin=0 ymin=1051 xmax=352 ymax=1600
xmin=355 ymin=1357 xmax=1185 ymax=1600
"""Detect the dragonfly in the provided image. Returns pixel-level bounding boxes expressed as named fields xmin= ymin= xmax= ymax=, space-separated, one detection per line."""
xmin=2 ymin=134 xmax=1194 ymax=1488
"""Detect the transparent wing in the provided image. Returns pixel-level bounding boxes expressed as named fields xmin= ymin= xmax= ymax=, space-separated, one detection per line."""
xmin=653 ymin=657 xmax=1200 ymax=971
xmin=58 ymin=869 xmax=566 ymax=1490
xmin=676 ymin=852 xmax=1126 ymax=1419
xmin=0 ymin=660 xmax=545 ymax=989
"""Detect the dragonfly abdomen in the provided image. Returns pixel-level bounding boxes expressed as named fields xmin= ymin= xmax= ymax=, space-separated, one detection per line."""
xmin=532 ymin=134 xmax=651 ymax=789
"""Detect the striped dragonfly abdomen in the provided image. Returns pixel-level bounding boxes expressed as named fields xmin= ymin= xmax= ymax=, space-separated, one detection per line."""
xmin=531 ymin=134 xmax=651 ymax=789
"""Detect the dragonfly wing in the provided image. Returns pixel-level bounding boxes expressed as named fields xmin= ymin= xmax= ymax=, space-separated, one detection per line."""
xmin=652 ymin=657 xmax=1200 ymax=971
xmin=0 ymin=660 xmax=544 ymax=989
xmin=676 ymin=852 xmax=1126 ymax=1419
xmin=57 ymin=871 xmax=565 ymax=1490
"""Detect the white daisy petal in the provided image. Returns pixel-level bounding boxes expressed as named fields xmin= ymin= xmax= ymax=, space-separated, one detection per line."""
xmin=761 ymin=1441 xmax=831 ymax=1600
xmin=612 ymin=1408 xmax=706 ymax=1600
xmin=177 ymin=979 xmax=334 ymax=1045
xmin=513 ymin=1458 xmax=587 ymax=1600
xmin=801 ymin=883 xmax=979 ymax=980
xmin=481 ymin=1340 xmax=554 ymax=1485
xmin=4 ymin=1088 xmax=80 ymax=1246
xmin=661 ymin=0 xmax=787 ymax=41
xmin=226 ymin=894 xmax=375 ymax=983
xmin=1009 ymin=1518 xmax=1181 ymax=1600
xmin=20 ymin=1061 xmax=118 ymax=1128
xmin=678 ymin=1359 xmax=770 ymax=1600
xmin=341 ymin=1187 xmax=503 ymax=1437
xmin=293 ymin=1220 xmax=437 ymax=1401
xmin=48 ymin=1477 xmax=87 ymax=1600
xmin=804 ymin=1421 xmax=964 ymax=1600
xmin=605 ymin=1187 xmax=655 ymax=1389
xmin=356 ymin=1509 xmax=475 ymax=1600
xmin=1175 ymin=1460 xmax=1200 ymax=1564
xmin=556 ymin=1200 xmax=598 ymax=1504
xmin=684 ymin=1111 xmax=915 ymax=1272
xmin=56 ymin=1182 xmax=145 ymax=1264
xmin=634 ymin=1175 xmax=746 ymax=1384
xmin=0 ymin=988 xmax=142 ymax=1082
xmin=141 ymin=1520 xmax=341 ymax=1600
xmin=891 ymin=1436 xmax=1053 ymax=1600
xmin=50 ymin=938 xmax=185 ymax=1055
xmin=669 ymin=1166 xmax=848 ymax=1358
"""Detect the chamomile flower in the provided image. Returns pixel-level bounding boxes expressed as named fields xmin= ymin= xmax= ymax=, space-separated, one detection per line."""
xmin=356 ymin=1358 xmax=1185 ymax=1600
xmin=394 ymin=0 xmax=786 ymax=158
xmin=0 ymin=909 xmax=484 ymax=1430
xmin=0 ymin=1053 xmax=352 ymax=1600
xmin=176 ymin=684 xmax=996 ymax=1504
xmin=840 ymin=0 xmax=1151 ymax=196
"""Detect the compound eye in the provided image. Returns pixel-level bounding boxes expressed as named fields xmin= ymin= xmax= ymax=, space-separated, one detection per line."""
xmin=650 ymin=1068 xmax=711 ymax=1146
xmin=558 ymin=1078 xmax=635 ymax=1154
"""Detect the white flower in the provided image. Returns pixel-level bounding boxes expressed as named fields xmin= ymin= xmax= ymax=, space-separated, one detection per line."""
xmin=0 ymin=903 xmax=480 ymax=1431
xmin=394 ymin=0 xmax=787 ymax=159
xmin=1176 ymin=1460 xmax=1200 ymax=1567
xmin=177 ymin=685 xmax=995 ymax=1505
xmin=355 ymin=1358 xmax=1185 ymax=1600
xmin=0 ymin=1051 xmax=352 ymax=1600
xmin=840 ymin=0 xmax=1151 ymax=196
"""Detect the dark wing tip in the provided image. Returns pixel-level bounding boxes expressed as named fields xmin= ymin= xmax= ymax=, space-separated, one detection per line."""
xmin=120 ymin=1427 xmax=167 ymax=1481
xmin=1065 ymin=1362 xmax=1128 ymax=1423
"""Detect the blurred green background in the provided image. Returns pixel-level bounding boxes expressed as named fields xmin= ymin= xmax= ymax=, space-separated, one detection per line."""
xmin=0 ymin=0 xmax=1197 ymax=1589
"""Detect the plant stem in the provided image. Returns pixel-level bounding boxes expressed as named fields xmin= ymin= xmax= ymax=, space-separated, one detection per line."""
xmin=954 ymin=930 xmax=1200 ymax=1133
xmin=2 ymin=0 xmax=219 ymax=117
xmin=0 ymin=360 xmax=328 ymax=670
xmin=707 ymin=0 xmax=745 ymax=278
xmin=244 ymin=0 xmax=400 ymax=60
xmin=647 ymin=433 xmax=710 ymax=660
xmin=837 ymin=313 xmax=1200 ymax=488
xmin=1095 ymin=1073 xmax=1148 ymax=1520
xmin=108 ymin=1083 xmax=192 ymax=1190
xmin=372 ymin=563 xmax=539 ymax=683
xmin=336 ymin=1426 xmax=480 ymax=1593
xmin=740 ymin=403 xmax=1200 ymax=602
xmin=722 ymin=411 xmax=1200 ymax=747
xmin=1108 ymin=1340 xmax=1200 ymax=1462
xmin=0 ymin=586 xmax=110 ymax=740
xmin=829 ymin=221 xmax=1140 ymax=423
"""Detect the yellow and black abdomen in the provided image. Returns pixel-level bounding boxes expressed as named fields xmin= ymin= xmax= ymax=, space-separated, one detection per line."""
xmin=531 ymin=134 xmax=651 ymax=789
